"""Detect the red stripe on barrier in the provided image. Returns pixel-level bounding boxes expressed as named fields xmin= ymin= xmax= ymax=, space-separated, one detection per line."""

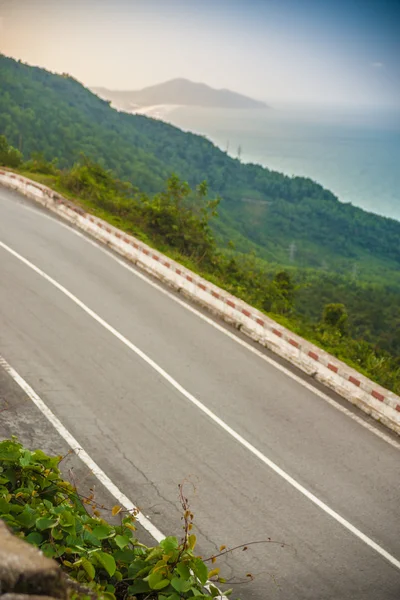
xmin=349 ymin=376 xmax=361 ymax=387
xmin=396 ymin=405 xmax=400 ymax=413
xmin=212 ymin=291 xmax=220 ymax=299
xmin=308 ymin=351 xmax=319 ymax=360
xmin=153 ymin=255 xmax=159 ymax=261
xmin=198 ymin=283 xmax=206 ymax=291
xmin=164 ymin=262 xmax=171 ymax=268
xmin=256 ymin=318 xmax=264 ymax=326
xmin=289 ymin=339 xmax=299 ymax=348
xmin=242 ymin=309 xmax=251 ymax=317
xmin=132 ymin=242 xmax=139 ymax=249
xmin=186 ymin=275 xmax=193 ymax=282
xmin=371 ymin=390 xmax=384 ymax=402
xmin=124 ymin=238 xmax=130 ymax=244
xmin=328 ymin=363 xmax=338 ymax=373
xmin=272 ymin=328 xmax=282 ymax=337
xmin=115 ymin=232 xmax=121 ymax=239
xmin=227 ymin=300 xmax=235 ymax=308
xmin=176 ymin=269 xmax=182 ymax=275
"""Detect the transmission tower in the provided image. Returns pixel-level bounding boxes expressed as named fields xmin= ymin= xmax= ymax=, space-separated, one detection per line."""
xmin=289 ymin=242 xmax=297 ymax=262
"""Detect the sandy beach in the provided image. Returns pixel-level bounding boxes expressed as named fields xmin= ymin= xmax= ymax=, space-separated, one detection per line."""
xmin=130 ymin=104 xmax=182 ymax=119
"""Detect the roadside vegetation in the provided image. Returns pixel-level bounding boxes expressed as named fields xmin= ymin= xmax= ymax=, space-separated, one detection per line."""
xmin=1 ymin=135 xmax=399 ymax=394
xmin=1 ymin=53 xmax=400 ymax=285
xmin=0 ymin=438 xmax=235 ymax=599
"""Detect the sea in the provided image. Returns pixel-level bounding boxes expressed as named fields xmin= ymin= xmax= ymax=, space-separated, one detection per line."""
xmin=149 ymin=103 xmax=400 ymax=222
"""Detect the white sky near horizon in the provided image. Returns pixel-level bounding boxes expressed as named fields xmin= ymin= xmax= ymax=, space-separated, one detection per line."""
xmin=0 ymin=0 xmax=399 ymax=108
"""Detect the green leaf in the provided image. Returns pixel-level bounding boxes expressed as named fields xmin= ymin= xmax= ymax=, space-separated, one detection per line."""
xmin=114 ymin=534 xmax=130 ymax=549
xmin=19 ymin=450 xmax=33 ymax=467
xmin=145 ymin=546 xmax=163 ymax=562
xmin=41 ymin=543 xmax=65 ymax=559
xmin=16 ymin=508 xmax=37 ymax=528
xmin=0 ymin=497 xmax=11 ymax=514
xmin=36 ymin=517 xmax=57 ymax=530
xmin=192 ymin=557 xmax=208 ymax=585
xmin=0 ymin=440 xmax=21 ymax=461
xmin=82 ymin=529 xmax=102 ymax=547
xmin=66 ymin=534 xmax=82 ymax=547
xmin=9 ymin=504 xmax=24 ymax=514
xmin=160 ymin=536 xmax=179 ymax=553
xmin=175 ymin=562 xmax=191 ymax=580
xmin=209 ymin=584 xmax=222 ymax=598
xmin=171 ymin=577 xmax=192 ymax=593
xmin=154 ymin=579 xmax=171 ymax=590
xmin=127 ymin=581 xmax=150 ymax=595
xmin=100 ymin=593 xmax=115 ymax=600
xmin=92 ymin=524 xmax=113 ymax=539
xmin=25 ymin=531 xmax=44 ymax=546
xmin=59 ymin=510 xmax=76 ymax=528
xmin=51 ymin=528 xmax=65 ymax=540
xmin=113 ymin=549 xmax=136 ymax=563
xmin=93 ymin=551 xmax=116 ymax=577
xmin=81 ymin=558 xmax=95 ymax=581
xmin=127 ymin=559 xmax=149 ymax=578
xmin=146 ymin=571 xmax=171 ymax=590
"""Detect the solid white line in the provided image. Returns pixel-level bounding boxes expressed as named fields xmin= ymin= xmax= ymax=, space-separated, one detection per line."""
xmin=14 ymin=200 xmax=400 ymax=451
xmin=0 ymin=353 xmax=164 ymax=543
xmin=0 ymin=354 xmax=227 ymax=600
xmin=1 ymin=239 xmax=399 ymax=571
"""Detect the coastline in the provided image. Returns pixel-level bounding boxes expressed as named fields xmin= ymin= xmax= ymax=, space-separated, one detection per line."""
xmin=159 ymin=104 xmax=400 ymax=222
xmin=130 ymin=104 xmax=183 ymax=119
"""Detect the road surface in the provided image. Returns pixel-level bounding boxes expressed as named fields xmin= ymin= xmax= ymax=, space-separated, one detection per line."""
xmin=1 ymin=186 xmax=399 ymax=599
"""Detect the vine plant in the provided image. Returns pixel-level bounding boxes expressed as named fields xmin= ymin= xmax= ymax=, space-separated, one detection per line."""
xmin=0 ymin=438 xmax=230 ymax=599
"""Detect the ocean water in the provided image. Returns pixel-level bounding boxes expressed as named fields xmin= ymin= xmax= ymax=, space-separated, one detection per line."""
xmin=161 ymin=104 xmax=400 ymax=222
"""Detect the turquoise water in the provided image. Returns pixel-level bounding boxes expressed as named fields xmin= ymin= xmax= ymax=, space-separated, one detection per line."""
xmin=165 ymin=104 xmax=400 ymax=221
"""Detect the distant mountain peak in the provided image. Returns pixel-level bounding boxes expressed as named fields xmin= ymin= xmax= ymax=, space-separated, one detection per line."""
xmin=92 ymin=79 xmax=268 ymax=111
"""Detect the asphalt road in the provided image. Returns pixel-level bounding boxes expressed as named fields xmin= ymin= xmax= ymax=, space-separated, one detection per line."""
xmin=1 ymin=187 xmax=399 ymax=599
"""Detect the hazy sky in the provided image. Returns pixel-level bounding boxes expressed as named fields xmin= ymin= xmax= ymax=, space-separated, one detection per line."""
xmin=1 ymin=0 xmax=399 ymax=107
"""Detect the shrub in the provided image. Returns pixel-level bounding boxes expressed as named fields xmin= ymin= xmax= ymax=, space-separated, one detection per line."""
xmin=0 ymin=438 xmax=229 ymax=599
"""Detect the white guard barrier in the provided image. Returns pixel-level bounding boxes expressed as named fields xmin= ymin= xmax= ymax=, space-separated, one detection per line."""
xmin=1 ymin=170 xmax=399 ymax=436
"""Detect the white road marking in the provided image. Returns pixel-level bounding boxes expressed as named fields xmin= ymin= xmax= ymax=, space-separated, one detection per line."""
xmin=0 ymin=353 xmax=164 ymax=543
xmin=0 ymin=352 xmax=229 ymax=600
xmin=12 ymin=200 xmax=400 ymax=451
xmin=1 ymin=239 xmax=399 ymax=571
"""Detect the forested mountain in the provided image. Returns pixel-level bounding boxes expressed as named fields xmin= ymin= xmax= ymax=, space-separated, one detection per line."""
xmin=92 ymin=78 xmax=268 ymax=110
xmin=1 ymin=54 xmax=399 ymax=284
xmin=1 ymin=54 xmax=400 ymax=390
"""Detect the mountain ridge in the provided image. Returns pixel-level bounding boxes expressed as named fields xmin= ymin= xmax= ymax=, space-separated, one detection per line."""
xmin=1 ymin=54 xmax=400 ymax=379
xmin=92 ymin=78 xmax=268 ymax=111
xmin=1 ymin=53 xmax=399 ymax=283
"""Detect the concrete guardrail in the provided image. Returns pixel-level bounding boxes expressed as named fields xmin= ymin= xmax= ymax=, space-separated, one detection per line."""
xmin=1 ymin=169 xmax=399 ymax=436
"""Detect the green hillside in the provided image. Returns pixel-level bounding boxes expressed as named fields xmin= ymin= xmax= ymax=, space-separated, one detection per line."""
xmin=1 ymin=54 xmax=400 ymax=281
xmin=0 ymin=54 xmax=399 ymax=392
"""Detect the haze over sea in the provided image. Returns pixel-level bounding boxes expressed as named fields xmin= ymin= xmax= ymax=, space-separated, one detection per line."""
xmin=161 ymin=104 xmax=400 ymax=222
